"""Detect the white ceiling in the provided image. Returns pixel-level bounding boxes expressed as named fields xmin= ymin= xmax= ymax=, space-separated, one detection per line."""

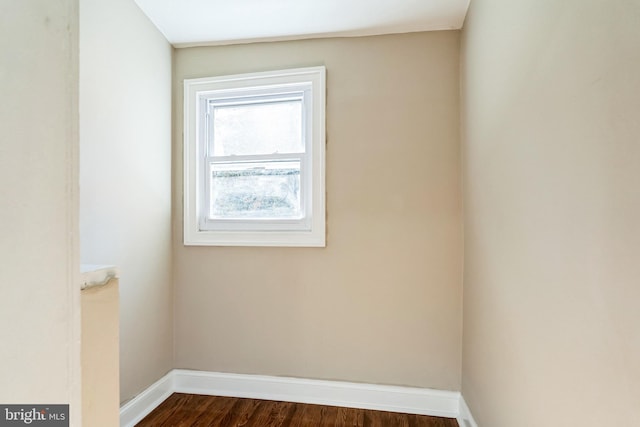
xmin=133 ymin=0 xmax=470 ymax=47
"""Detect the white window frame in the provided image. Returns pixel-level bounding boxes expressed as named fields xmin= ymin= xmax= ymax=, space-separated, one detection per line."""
xmin=183 ymin=66 xmax=326 ymax=247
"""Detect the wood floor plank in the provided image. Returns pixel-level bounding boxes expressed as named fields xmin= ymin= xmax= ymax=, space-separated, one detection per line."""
xmin=208 ymin=398 xmax=252 ymax=427
xmin=285 ymin=402 xmax=327 ymax=427
xmin=335 ymin=406 xmax=364 ymax=427
xmin=135 ymin=393 xmax=459 ymax=427
xmin=406 ymin=413 xmax=459 ymax=427
xmin=278 ymin=402 xmax=307 ymax=427
xmin=261 ymin=401 xmax=296 ymax=427
xmin=363 ymin=408 xmax=409 ymax=427
xmin=137 ymin=393 xmax=188 ymax=426
xmin=190 ymin=396 xmax=238 ymax=426
xmin=223 ymin=398 xmax=262 ymax=427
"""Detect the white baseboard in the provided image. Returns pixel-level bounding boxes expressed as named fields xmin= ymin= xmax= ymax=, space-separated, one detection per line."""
xmin=121 ymin=369 xmax=477 ymax=426
xmin=120 ymin=371 xmax=173 ymax=427
xmin=173 ymin=369 xmax=461 ymax=418
xmin=457 ymin=395 xmax=479 ymax=427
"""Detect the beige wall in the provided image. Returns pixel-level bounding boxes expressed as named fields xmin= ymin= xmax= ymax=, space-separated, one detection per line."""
xmin=80 ymin=0 xmax=173 ymax=402
xmin=173 ymin=32 xmax=463 ymax=391
xmin=461 ymin=0 xmax=640 ymax=425
xmin=81 ymin=280 xmax=119 ymax=426
xmin=0 ymin=0 xmax=81 ymax=423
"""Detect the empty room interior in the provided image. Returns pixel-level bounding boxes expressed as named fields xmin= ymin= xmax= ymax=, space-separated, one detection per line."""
xmin=2 ymin=0 xmax=639 ymax=426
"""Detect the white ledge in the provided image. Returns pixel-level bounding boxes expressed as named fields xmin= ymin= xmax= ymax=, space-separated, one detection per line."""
xmin=80 ymin=264 xmax=119 ymax=290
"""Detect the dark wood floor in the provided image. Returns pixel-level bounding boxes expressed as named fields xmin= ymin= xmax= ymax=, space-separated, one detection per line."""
xmin=136 ymin=393 xmax=459 ymax=427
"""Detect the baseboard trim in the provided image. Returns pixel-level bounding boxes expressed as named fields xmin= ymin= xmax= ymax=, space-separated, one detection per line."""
xmin=120 ymin=371 xmax=173 ymax=427
xmin=457 ymin=395 xmax=479 ymax=427
xmin=173 ymin=369 xmax=460 ymax=418
xmin=121 ymin=369 xmax=477 ymax=426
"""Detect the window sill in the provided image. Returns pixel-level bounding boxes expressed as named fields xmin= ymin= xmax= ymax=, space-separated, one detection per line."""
xmin=184 ymin=229 xmax=325 ymax=247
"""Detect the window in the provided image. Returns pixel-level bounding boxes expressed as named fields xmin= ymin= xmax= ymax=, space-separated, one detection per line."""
xmin=183 ymin=66 xmax=326 ymax=246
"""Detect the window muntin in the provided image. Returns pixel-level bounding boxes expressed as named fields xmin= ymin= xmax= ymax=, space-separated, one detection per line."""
xmin=183 ymin=66 xmax=325 ymax=246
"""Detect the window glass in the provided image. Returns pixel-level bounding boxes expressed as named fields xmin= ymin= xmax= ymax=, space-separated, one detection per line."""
xmin=211 ymin=100 xmax=303 ymax=156
xmin=209 ymin=160 xmax=301 ymax=219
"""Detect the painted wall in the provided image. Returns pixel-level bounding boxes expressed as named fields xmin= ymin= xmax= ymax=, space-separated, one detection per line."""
xmin=81 ymin=280 xmax=119 ymax=426
xmin=461 ymin=0 xmax=640 ymax=425
xmin=0 ymin=0 xmax=81 ymax=423
xmin=79 ymin=0 xmax=173 ymax=402
xmin=173 ymin=32 xmax=463 ymax=391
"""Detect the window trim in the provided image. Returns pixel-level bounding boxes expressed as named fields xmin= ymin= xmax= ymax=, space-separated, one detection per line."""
xmin=183 ymin=66 xmax=326 ymax=247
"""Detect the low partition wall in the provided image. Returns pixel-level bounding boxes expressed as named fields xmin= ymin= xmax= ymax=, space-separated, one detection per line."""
xmin=81 ymin=265 xmax=120 ymax=427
